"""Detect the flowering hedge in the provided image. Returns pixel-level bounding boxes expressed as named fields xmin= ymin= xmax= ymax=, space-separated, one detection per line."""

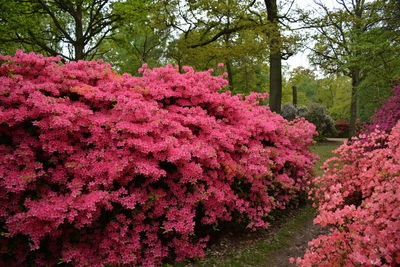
xmin=0 ymin=51 xmax=316 ymax=266
xmin=295 ymin=122 xmax=400 ymax=266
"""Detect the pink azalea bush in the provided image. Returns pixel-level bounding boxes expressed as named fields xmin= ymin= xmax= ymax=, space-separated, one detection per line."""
xmin=295 ymin=122 xmax=400 ymax=266
xmin=0 ymin=51 xmax=316 ymax=266
xmin=367 ymin=84 xmax=400 ymax=133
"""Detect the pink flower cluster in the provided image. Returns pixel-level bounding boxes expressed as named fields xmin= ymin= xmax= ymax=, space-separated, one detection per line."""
xmin=367 ymin=84 xmax=400 ymax=133
xmin=0 ymin=51 xmax=316 ymax=266
xmin=295 ymin=122 xmax=400 ymax=266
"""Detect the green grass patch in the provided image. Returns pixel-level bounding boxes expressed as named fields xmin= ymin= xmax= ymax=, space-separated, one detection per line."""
xmin=311 ymin=140 xmax=343 ymax=176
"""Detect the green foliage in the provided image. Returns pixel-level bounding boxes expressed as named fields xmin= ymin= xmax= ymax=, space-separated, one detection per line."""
xmin=98 ymin=0 xmax=169 ymax=74
xmin=355 ymin=27 xmax=400 ymax=121
xmin=0 ymin=0 xmax=119 ymax=60
xmin=317 ymin=76 xmax=351 ymax=122
xmin=0 ymin=1 xmax=58 ymax=55
xmin=283 ymin=67 xmax=318 ymax=106
xmin=283 ymin=68 xmax=351 ymax=122
xmin=304 ymin=0 xmax=400 ymax=129
xmin=157 ymin=0 xmax=303 ymax=96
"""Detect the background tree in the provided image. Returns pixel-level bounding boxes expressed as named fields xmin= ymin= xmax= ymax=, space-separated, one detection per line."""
xmin=282 ymin=67 xmax=318 ymax=105
xmin=317 ymin=75 xmax=351 ymax=121
xmin=265 ymin=0 xmax=282 ymax=113
xmin=99 ymin=0 xmax=169 ymax=74
xmin=304 ymin=0 xmax=399 ymax=137
xmin=0 ymin=0 xmax=119 ymax=61
xmin=282 ymin=67 xmax=351 ymax=122
xmin=157 ymin=0 xmax=301 ymax=103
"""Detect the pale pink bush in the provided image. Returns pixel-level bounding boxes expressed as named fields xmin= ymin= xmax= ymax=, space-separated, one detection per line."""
xmin=296 ymin=122 xmax=400 ymax=266
xmin=0 ymin=51 xmax=316 ymax=266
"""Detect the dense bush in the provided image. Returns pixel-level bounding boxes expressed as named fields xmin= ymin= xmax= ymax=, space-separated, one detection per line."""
xmin=367 ymin=84 xmax=400 ymax=133
xmin=281 ymin=103 xmax=336 ymax=139
xmin=281 ymin=103 xmax=298 ymax=121
xmin=294 ymin=122 xmax=400 ymax=267
xmin=0 ymin=51 xmax=316 ymax=266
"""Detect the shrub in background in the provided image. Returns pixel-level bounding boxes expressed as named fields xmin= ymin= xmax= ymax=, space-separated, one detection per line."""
xmin=304 ymin=103 xmax=337 ymax=139
xmin=281 ymin=103 xmax=337 ymax=139
xmin=294 ymin=122 xmax=400 ymax=267
xmin=367 ymin=84 xmax=400 ymax=133
xmin=0 ymin=51 xmax=316 ymax=266
xmin=281 ymin=103 xmax=298 ymax=121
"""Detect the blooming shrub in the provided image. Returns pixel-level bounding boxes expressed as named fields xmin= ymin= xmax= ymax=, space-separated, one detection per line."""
xmin=0 ymin=51 xmax=316 ymax=266
xmin=367 ymin=84 xmax=400 ymax=133
xmin=295 ymin=122 xmax=400 ymax=267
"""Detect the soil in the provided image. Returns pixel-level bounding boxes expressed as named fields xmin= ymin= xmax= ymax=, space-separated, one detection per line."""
xmin=266 ymin=216 xmax=330 ymax=267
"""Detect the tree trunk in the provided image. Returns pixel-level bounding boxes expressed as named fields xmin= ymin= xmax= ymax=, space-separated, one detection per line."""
xmin=74 ymin=3 xmax=85 ymax=60
xmin=226 ymin=59 xmax=234 ymax=90
xmin=265 ymin=0 xmax=282 ymax=114
xmin=349 ymin=69 xmax=360 ymax=138
xmin=292 ymin=86 xmax=297 ymax=106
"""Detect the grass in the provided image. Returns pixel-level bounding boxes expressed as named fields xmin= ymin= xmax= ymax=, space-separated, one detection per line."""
xmin=311 ymin=140 xmax=343 ymax=176
xmin=171 ymin=140 xmax=344 ymax=267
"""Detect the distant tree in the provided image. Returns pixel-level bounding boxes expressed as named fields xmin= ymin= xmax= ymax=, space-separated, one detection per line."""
xmin=158 ymin=0 xmax=301 ymax=105
xmin=99 ymin=0 xmax=169 ymax=74
xmin=283 ymin=67 xmax=318 ymax=106
xmin=303 ymin=0 xmax=395 ymax=137
xmin=0 ymin=0 xmax=119 ymax=60
xmin=317 ymin=75 xmax=351 ymax=122
xmin=282 ymin=67 xmax=352 ymax=122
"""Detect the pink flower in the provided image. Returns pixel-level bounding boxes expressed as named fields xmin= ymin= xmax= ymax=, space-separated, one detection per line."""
xmin=0 ymin=51 xmax=316 ymax=266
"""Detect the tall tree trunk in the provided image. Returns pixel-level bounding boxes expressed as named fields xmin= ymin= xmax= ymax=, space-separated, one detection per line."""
xmin=226 ymin=59 xmax=234 ymax=90
xmin=349 ymin=68 xmax=360 ymax=137
xmin=74 ymin=3 xmax=85 ymax=60
xmin=177 ymin=59 xmax=183 ymax=73
xmin=265 ymin=0 xmax=282 ymax=113
xmin=349 ymin=1 xmax=363 ymax=138
xmin=292 ymin=86 xmax=297 ymax=106
xmin=224 ymin=16 xmax=234 ymax=91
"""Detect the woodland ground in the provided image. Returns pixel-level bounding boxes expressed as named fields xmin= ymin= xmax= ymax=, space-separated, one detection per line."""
xmin=171 ymin=139 xmax=345 ymax=267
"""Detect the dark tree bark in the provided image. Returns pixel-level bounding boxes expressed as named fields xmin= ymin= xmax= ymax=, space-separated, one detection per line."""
xmin=349 ymin=68 xmax=360 ymax=138
xmin=348 ymin=2 xmax=363 ymax=138
xmin=292 ymin=86 xmax=297 ymax=106
xmin=265 ymin=0 xmax=282 ymax=114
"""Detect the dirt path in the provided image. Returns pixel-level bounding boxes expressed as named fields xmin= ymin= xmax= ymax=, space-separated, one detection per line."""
xmin=264 ymin=139 xmax=346 ymax=266
xmin=265 ymin=213 xmax=329 ymax=266
xmin=326 ymin=137 xmax=347 ymax=143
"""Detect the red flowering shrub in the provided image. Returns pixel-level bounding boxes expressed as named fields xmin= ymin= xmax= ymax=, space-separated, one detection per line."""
xmin=295 ymin=122 xmax=400 ymax=266
xmin=0 ymin=51 xmax=316 ymax=266
xmin=367 ymin=84 xmax=400 ymax=133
